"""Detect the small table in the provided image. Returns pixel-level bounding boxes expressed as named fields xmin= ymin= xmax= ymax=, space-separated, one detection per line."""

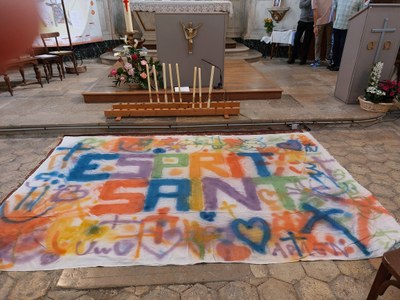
xmin=261 ymin=30 xmax=296 ymax=59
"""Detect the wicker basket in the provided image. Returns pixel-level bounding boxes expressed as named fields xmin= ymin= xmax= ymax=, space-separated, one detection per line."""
xmin=358 ymin=96 xmax=392 ymax=113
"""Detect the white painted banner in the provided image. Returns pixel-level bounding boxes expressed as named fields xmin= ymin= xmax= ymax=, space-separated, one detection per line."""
xmin=34 ymin=0 xmax=103 ymax=47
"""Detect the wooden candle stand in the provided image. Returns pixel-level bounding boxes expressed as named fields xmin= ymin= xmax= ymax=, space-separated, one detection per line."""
xmin=104 ymin=100 xmax=240 ymax=121
xmin=104 ymin=63 xmax=237 ymax=121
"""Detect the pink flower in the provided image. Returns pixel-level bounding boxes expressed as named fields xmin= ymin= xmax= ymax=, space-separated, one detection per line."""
xmin=140 ymin=72 xmax=147 ymax=79
xmin=128 ymin=68 xmax=134 ymax=76
xmin=140 ymin=60 xmax=147 ymax=66
xmin=120 ymin=76 xmax=126 ymax=82
xmin=110 ymin=69 xmax=117 ymax=76
xmin=124 ymin=63 xmax=133 ymax=70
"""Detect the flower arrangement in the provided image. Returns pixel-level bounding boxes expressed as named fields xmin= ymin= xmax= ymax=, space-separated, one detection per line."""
xmin=109 ymin=41 xmax=162 ymax=89
xmin=264 ymin=18 xmax=274 ymax=34
xmin=364 ymin=61 xmax=395 ymax=104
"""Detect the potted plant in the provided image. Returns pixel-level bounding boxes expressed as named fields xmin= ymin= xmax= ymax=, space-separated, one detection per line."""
xmin=359 ymin=61 xmax=398 ymax=113
xmin=264 ymin=18 xmax=274 ymax=35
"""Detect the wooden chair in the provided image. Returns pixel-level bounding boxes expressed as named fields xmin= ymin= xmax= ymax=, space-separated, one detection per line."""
xmin=34 ymin=54 xmax=63 ymax=83
xmin=367 ymin=248 xmax=400 ymax=300
xmin=40 ymin=32 xmax=79 ymax=77
xmin=32 ymin=47 xmax=63 ymax=83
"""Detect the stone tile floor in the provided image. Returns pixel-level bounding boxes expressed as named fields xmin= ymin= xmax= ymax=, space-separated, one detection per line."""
xmin=1 ymin=119 xmax=400 ymax=299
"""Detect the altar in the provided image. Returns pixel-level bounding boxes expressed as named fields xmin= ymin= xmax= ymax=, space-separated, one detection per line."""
xmin=131 ymin=0 xmax=233 ymax=45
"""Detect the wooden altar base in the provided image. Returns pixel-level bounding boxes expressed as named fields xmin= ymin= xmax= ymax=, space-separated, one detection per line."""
xmin=83 ymin=60 xmax=282 ymax=103
xmin=104 ymin=101 xmax=240 ymax=120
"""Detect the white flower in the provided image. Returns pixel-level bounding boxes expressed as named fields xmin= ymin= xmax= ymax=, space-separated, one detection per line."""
xmin=366 ymin=86 xmax=385 ymax=96
xmin=128 ymin=68 xmax=134 ymax=76
xmin=139 ymin=47 xmax=148 ymax=56
xmin=368 ymin=61 xmax=384 ymax=87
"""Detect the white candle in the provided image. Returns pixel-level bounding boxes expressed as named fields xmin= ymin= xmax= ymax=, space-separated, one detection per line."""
xmin=122 ymin=0 xmax=134 ymax=32
xmin=162 ymin=63 xmax=167 ymax=102
xmin=207 ymin=66 xmax=215 ymax=108
xmin=198 ymin=67 xmax=202 ymax=108
xmin=152 ymin=65 xmax=160 ymax=102
xmin=192 ymin=66 xmax=197 ymax=108
xmin=168 ymin=64 xmax=175 ymax=103
xmin=146 ymin=63 xmax=152 ymax=103
xmin=176 ymin=63 xmax=182 ymax=102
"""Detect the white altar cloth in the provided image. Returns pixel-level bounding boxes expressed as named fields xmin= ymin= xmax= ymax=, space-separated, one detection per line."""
xmin=261 ymin=30 xmax=296 ymax=46
xmin=132 ymin=1 xmax=233 ymax=15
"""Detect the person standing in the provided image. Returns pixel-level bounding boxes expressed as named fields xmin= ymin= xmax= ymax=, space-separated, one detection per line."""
xmin=287 ymin=0 xmax=314 ymax=65
xmin=328 ymin=0 xmax=364 ymax=71
xmin=310 ymin=0 xmax=333 ymax=67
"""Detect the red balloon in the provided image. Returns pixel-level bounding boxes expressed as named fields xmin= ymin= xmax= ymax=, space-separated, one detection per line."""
xmin=0 ymin=1 xmax=40 ymax=67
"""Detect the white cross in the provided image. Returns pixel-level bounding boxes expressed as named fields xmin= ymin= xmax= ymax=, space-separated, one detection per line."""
xmin=371 ymin=18 xmax=396 ymax=63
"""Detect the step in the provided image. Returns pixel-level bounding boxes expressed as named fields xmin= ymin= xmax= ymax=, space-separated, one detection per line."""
xmin=100 ymin=43 xmax=261 ymax=65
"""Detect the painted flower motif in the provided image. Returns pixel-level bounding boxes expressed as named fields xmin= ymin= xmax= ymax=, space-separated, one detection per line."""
xmin=128 ymin=68 xmax=134 ymax=76
xmin=140 ymin=72 xmax=147 ymax=79
xmin=120 ymin=76 xmax=126 ymax=83
xmin=110 ymin=69 xmax=117 ymax=76
xmin=140 ymin=60 xmax=147 ymax=66
xmin=131 ymin=53 xmax=138 ymax=60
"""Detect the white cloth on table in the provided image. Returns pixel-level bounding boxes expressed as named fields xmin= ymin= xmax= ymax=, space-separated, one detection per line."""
xmin=261 ymin=30 xmax=296 ymax=46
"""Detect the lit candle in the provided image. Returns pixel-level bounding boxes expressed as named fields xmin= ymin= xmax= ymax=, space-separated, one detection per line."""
xmin=152 ymin=64 xmax=160 ymax=102
xmin=198 ymin=67 xmax=202 ymax=108
xmin=168 ymin=64 xmax=175 ymax=102
xmin=122 ymin=0 xmax=134 ymax=32
xmin=162 ymin=63 xmax=167 ymax=102
xmin=192 ymin=66 xmax=197 ymax=108
xmin=146 ymin=63 xmax=152 ymax=103
xmin=176 ymin=63 xmax=182 ymax=102
xmin=207 ymin=66 xmax=215 ymax=108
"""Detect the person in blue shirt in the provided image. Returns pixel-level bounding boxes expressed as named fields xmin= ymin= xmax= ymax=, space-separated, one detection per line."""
xmin=328 ymin=0 xmax=365 ymax=71
xmin=287 ymin=0 xmax=314 ymax=65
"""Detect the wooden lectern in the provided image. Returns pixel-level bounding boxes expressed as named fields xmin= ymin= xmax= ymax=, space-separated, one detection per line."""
xmin=334 ymin=3 xmax=400 ymax=104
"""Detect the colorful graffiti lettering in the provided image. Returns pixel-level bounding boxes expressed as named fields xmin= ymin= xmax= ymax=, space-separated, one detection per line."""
xmin=1 ymin=133 xmax=399 ymax=271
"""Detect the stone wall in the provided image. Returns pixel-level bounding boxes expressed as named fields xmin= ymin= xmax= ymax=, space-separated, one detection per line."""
xmin=243 ymin=0 xmax=300 ymax=39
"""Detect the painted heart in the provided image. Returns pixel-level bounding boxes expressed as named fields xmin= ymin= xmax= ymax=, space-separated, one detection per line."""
xmin=216 ymin=242 xmax=251 ymax=261
xmin=276 ymin=140 xmax=302 ymax=151
xmin=200 ymin=211 xmax=216 ymax=222
xmin=141 ymin=228 xmax=183 ymax=259
xmin=231 ymin=217 xmax=270 ymax=254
